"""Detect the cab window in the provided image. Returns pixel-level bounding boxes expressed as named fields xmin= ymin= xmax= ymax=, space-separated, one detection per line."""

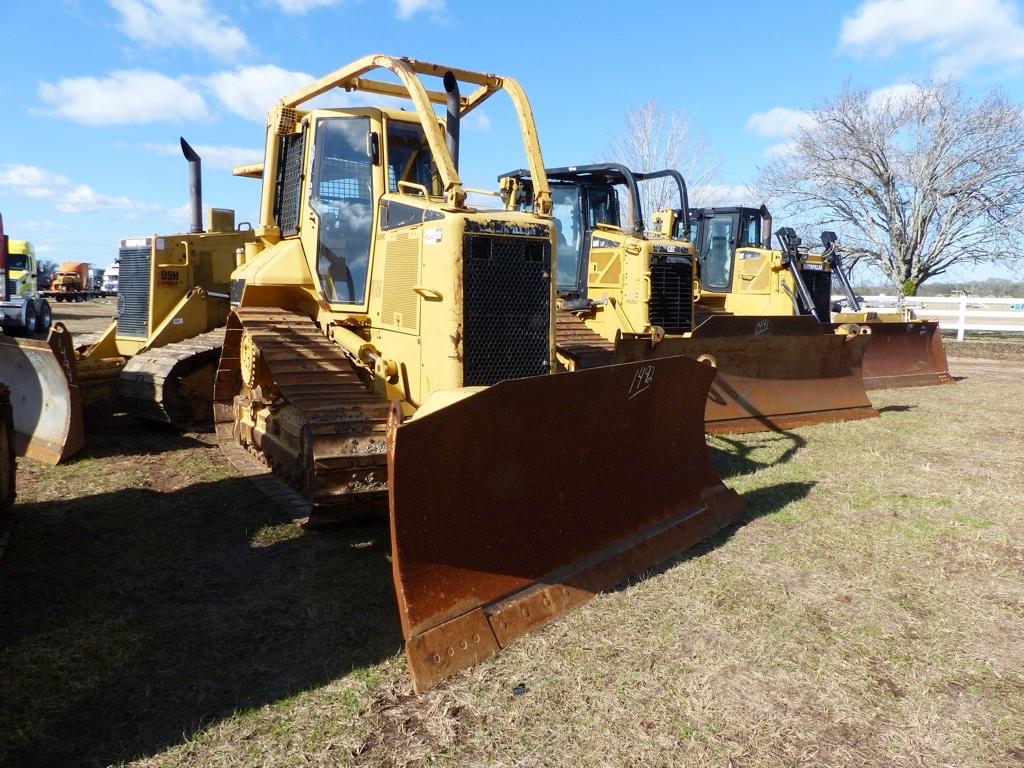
xmin=551 ymin=185 xmax=584 ymax=290
xmin=740 ymin=212 xmax=761 ymax=247
xmin=386 ymin=121 xmax=440 ymax=195
xmin=585 ymin=186 xmax=618 ymax=229
xmin=702 ymin=215 xmax=735 ymax=290
xmin=310 ymin=117 xmax=374 ymax=305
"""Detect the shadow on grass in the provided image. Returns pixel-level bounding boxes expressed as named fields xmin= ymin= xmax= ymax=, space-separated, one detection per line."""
xmin=70 ymin=412 xmax=215 ymax=461
xmin=877 ymin=404 xmax=915 ymax=414
xmin=708 ymin=428 xmax=806 ymax=480
xmin=616 ymin=481 xmax=816 ymax=589
xmin=0 ymin=476 xmax=399 ymax=767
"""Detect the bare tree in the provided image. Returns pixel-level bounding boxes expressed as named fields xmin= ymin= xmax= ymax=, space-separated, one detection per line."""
xmin=758 ymin=82 xmax=1024 ymax=295
xmin=607 ymin=100 xmax=722 ymax=226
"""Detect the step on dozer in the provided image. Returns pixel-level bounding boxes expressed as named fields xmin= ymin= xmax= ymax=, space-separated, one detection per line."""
xmin=0 ymin=324 xmax=85 ymax=464
xmin=214 ymin=54 xmax=743 ymax=691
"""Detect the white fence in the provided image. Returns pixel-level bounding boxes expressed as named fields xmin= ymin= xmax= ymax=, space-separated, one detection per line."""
xmin=833 ymin=295 xmax=1024 ymax=340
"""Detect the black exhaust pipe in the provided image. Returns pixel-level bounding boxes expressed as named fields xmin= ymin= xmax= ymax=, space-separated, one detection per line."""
xmin=759 ymin=203 xmax=772 ymax=249
xmin=180 ymin=137 xmax=203 ymax=234
xmin=443 ymin=71 xmax=460 ymax=173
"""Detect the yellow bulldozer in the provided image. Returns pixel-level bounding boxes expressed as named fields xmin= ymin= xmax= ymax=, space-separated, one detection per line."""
xmin=75 ymin=138 xmax=256 ymax=426
xmin=0 ymin=143 xmax=254 ymax=465
xmin=678 ymin=205 xmax=952 ymax=390
xmin=499 ymin=164 xmax=877 ymax=433
xmin=213 ymin=54 xmax=744 ymax=692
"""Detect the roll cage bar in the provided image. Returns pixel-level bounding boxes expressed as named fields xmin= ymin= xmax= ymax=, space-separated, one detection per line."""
xmin=500 ymin=163 xmax=690 ymax=237
xmin=259 ymin=54 xmax=552 ymax=229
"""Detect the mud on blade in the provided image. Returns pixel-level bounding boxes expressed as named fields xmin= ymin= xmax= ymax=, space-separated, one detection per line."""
xmin=388 ymin=355 xmax=743 ymax=692
xmin=617 ymin=316 xmax=878 ymax=434
xmin=854 ymin=320 xmax=953 ymax=390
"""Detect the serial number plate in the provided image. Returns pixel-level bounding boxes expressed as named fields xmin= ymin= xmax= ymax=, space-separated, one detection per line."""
xmin=803 ymin=263 xmax=824 ymax=271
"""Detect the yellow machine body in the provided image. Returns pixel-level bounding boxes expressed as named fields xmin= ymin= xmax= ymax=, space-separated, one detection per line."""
xmin=214 ymin=54 xmax=744 ymax=693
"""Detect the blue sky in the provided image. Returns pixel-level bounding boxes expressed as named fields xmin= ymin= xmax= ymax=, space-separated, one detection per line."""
xmin=2 ymin=0 xmax=1023 ymax=282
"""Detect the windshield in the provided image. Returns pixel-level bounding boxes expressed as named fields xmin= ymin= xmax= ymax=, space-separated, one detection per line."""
xmin=552 ymin=185 xmax=584 ymax=290
xmin=701 ymin=215 xmax=736 ymax=291
xmin=387 ymin=120 xmax=440 ymax=195
xmin=311 ymin=117 xmax=373 ymax=305
xmin=6 ymin=254 xmax=28 ymax=271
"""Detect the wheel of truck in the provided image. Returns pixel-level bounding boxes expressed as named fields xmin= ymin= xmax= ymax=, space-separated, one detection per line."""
xmin=23 ymin=303 xmax=38 ymax=335
xmin=55 ymin=295 xmax=64 ymax=302
xmin=75 ymin=294 xmax=85 ymax=303
xmin=38 ymin=302 xmax=52 ymax=333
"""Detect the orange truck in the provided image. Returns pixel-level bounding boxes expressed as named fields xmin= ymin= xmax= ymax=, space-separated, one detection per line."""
xmin=43 ymin=262 xmax=95 ymax=302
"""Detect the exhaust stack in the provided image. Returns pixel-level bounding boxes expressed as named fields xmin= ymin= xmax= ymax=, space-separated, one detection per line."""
xmin=443 ymin=71 xmax=460 ymax=173
xmin=180 ymin=137 xmax=203 ymax=234
xmin=760 ymin=204 xmax=772 ymax=248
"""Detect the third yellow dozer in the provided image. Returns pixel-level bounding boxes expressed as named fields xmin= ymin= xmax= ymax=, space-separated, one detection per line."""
xmin=500 ymin=164 xmax=876 ymax=433
xmin=682 ymin=206 xmax=952 ymax=390
xmin=75 ymin=139 xmax=256 ymax=426
xmin=214 ymin=54 xmax=743 ymax=692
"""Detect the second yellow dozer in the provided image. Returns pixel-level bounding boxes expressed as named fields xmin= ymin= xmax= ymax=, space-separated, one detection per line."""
xmin=499 ymin=164 xmax=876 ymax=433
xmin=683 ymin=206 xmax=952 ymax=390
xmin=214 ymin=54 xmax=744 ymax=692
xmin=75 ymin=139 xmax=256 ymax=426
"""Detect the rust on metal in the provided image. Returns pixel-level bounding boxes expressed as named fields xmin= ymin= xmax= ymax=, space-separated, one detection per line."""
xmin=387 ymin=355 xmax=744 ymax=692
xmin=0 ymin=323 xmax=85 ymax=464
xmin=851 ymin=320 xmax=954 ymax=390
xmin=616 ymin=316 xmax=878 ymax=434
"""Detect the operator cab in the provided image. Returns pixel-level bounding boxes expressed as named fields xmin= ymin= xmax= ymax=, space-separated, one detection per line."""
xmin=275 ymin=110 xmax=441 ymax=308
xmin=686 ymin=207 xmax=764 ymax=293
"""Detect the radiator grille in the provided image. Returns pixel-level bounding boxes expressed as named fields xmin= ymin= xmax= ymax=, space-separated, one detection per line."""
xmin=116 ymin=246 xmax=151 ymax=337
xmin=4 ymin=279 xmax=16 ymax=299
xmin=462 ymin=234 xmax=550 ymax=386
xmin=800 ymin=268 xmax=833 ymax=320
xmin=648 ymin=256 xmax=692 ymax=333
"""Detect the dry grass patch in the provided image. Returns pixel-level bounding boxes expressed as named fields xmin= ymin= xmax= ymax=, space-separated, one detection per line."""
xmin=1 ymin=355 xmax=1022 ymax=767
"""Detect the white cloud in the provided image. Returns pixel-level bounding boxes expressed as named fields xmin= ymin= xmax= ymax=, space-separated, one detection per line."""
xmin=395 ymin=0 xmax=445 ymax=20
xmin=839 ymin=0 xmax=1024 ymax=77
xmin=745 ymin=107 xmax=815 ymax=139
xmin=763 ymin=141 xmax=798 ymax=159
xmin=866 ymin=82 xmax=926 ymax=111
xmin=143 ymin=142 xmax=263 ymax=169
xmin=694 ymin=183 xmax=757 ymax=207
xmin=110 ymin=0 xmax=248 ymax=59
xmin=271 ymin=0 xmax=341 ymax=12
xmin=37 ymin=70 xmax=207 ymax=125
xmin=465 ymin=111 xmax=491 ymax=134
xmin=0 ymin=165 xmax=159 ymax=214
xmin=205 ymin=65 xmax=315 ymax=121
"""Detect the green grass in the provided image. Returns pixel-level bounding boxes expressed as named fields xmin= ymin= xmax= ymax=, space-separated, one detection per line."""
xmin=2 ymin=356 xmax=1023 ymax=767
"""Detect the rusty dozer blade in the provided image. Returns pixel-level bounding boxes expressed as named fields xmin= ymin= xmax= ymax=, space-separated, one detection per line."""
xmin=0 ymin=324 xmax=85 ymax=464
xmin=388 ymin=355 xmax=744 ymax=692
xmin=617 ymin=316 xmax=878 ymax=434
xmin=852 ymin=320 xmax=953 ymax=390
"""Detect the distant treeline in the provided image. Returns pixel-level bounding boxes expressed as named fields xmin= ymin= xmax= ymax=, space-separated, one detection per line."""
xmin=851 ymin=278 xmax=1024 ymax=297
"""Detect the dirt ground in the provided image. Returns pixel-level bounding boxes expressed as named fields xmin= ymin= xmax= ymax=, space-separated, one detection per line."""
xmin=48 ymin=296 xmax=118 ymax=338
xmin=1 ymin=328 xmax=1022 ymax=767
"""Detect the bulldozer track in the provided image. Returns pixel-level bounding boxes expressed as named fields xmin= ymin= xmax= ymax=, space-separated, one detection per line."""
xmin=118 ymin=328 xmax=226 ymax=428
xmin=219 ymin=309 xmax=390 ymax=525
xmin=555 ymin=311 xmax=614 ymax=369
